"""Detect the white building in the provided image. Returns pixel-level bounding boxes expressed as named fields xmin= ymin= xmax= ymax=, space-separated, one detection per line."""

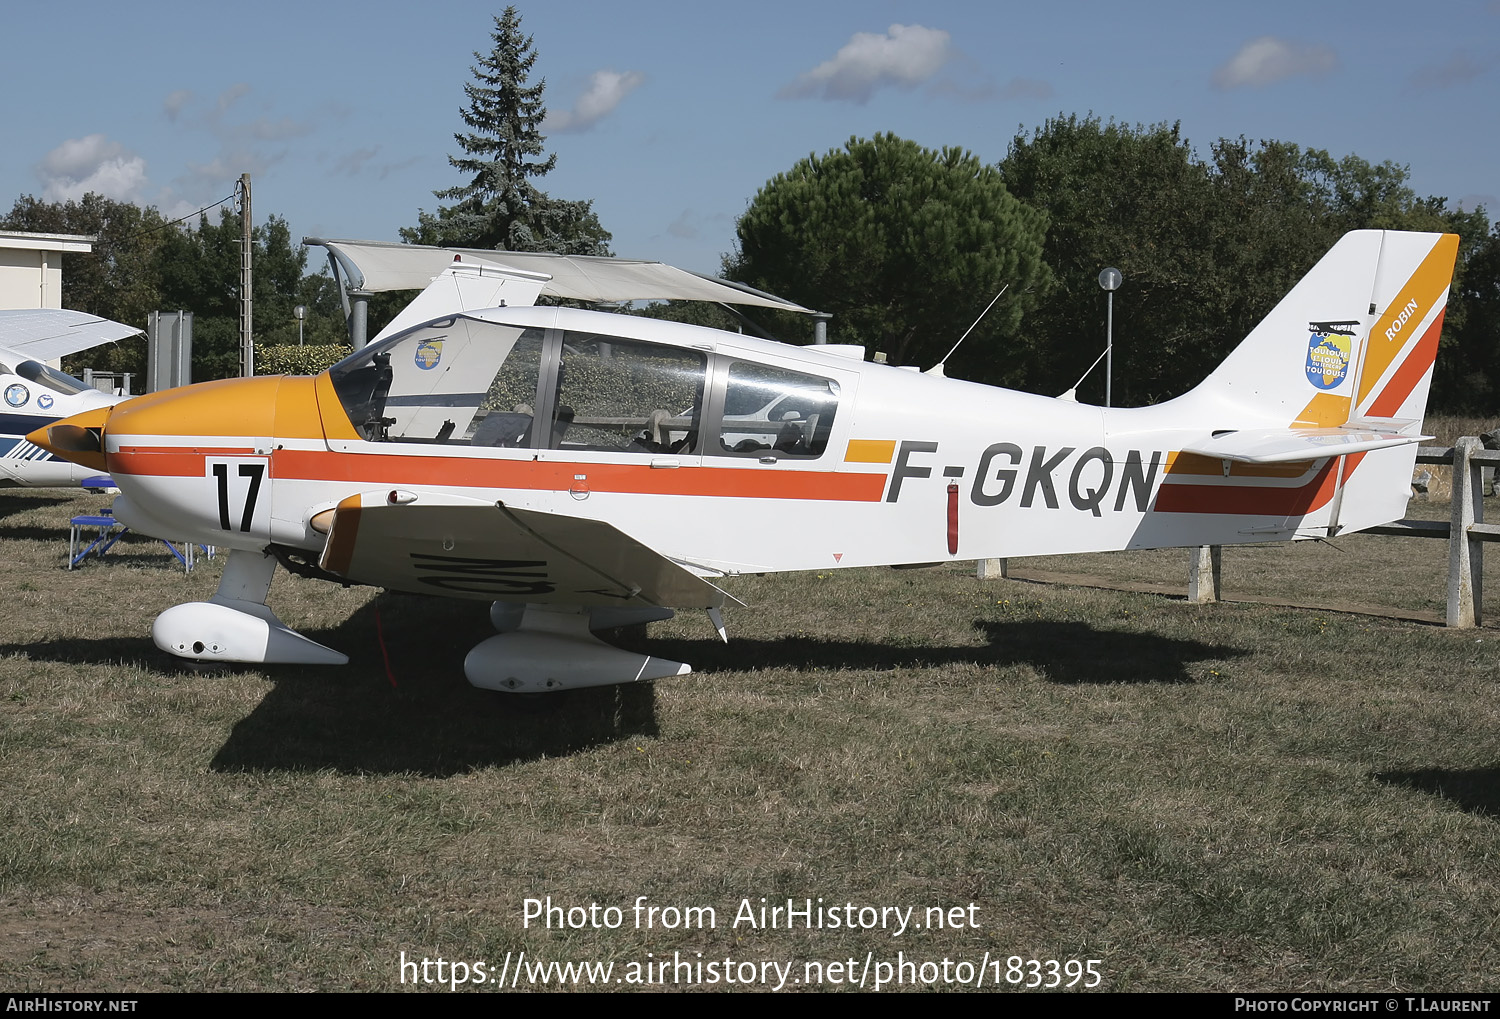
xmin=0 ymin=231 xmax=94 ymax=310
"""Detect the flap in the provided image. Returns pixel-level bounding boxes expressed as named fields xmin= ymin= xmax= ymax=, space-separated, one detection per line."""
xmin=1181 ymin=427 xmax=1430 ymax=464
xmin=319 ymin=491 xmax=726 ymax=608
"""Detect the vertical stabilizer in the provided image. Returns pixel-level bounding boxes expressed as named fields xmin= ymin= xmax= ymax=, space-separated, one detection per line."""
xmin=1193 ymin=230 xmax=1458 ymax=432
xmin=372 ymin=257 xmax=551 ymax=344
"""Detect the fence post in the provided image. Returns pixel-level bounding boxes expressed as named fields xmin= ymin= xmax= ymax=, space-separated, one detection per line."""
xmin=1188 ymin=545 xmax=1222 ymax=603
xmin=977 ymin=558 xmax=1008 ymax=580
xmin=1447 ymin=436 xmax=1483 ymax=627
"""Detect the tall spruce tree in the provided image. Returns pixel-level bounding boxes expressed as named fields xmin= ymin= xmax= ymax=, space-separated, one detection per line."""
xmin=403 ymin=6 xmax=611 ymax=255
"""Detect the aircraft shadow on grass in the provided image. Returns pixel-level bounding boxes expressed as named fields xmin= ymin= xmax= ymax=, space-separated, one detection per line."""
xmin=640 ymin=619 xmax=1247 ymax=686
xmin=0 ymin=493 xmax=73 ymax=521
xmin=9 ymin=594 xmax=1245 ymax=775
xmin=1372 ymin=767 xmax=1500 ymax=820
xmin=206 ymin=594 xmax=664 ymax=776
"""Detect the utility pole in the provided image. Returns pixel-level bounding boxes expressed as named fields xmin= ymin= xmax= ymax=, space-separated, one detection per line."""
xmin=237 ymin=173 xmax=253 ymax=377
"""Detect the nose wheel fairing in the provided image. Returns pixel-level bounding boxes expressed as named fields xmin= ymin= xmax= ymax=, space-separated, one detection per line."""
xmin=150 ymin=549 xmax=347 ymax=665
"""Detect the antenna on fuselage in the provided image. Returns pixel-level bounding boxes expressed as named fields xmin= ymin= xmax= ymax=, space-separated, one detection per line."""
xmin=926 ymin=285 xmax=1008 ymax=377
xmin=1059 ymin=346 xmax=1111 ymax=402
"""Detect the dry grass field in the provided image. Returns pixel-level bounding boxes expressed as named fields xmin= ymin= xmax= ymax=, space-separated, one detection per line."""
xmin=2 ymin=473 xmax=1500 ymax=992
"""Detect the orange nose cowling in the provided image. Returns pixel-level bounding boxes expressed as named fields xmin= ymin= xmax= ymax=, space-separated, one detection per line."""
xmin=28 ymin=405 xmax=112 ymax=473
xmin=101 ymin=375 xmax=287 ymax=445
xmin=28 ymin=375 xmax=335 ymax=479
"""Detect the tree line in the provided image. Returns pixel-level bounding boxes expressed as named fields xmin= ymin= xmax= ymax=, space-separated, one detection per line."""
xmin=727 ymin=120 xmax=1496 ymax=412
xmin=0 ymin=194 xmax=344 ymax=381
xmin=2 ymin=4 xmax=1494 ymax=413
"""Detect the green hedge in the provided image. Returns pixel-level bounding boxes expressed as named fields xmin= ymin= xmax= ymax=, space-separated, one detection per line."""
xmin=256 ymin=344 xmax=353 ymax=376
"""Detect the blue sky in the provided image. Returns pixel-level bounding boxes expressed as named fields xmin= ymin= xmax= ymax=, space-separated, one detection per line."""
xmin=2 ymin=0 xmax=1496 ymax=276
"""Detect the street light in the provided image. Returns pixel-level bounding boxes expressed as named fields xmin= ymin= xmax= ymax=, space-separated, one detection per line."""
xmin=293 ymin=304 xmax=306 ymax=347
xmin=1097 ymin=268 xmax=1122 ymax=408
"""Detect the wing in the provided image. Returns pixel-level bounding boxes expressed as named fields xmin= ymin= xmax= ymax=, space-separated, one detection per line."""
xmin=318 ymin=491 xmax=727 ymax=608
xmin=0 ymin=310 xmax=142 ymax=360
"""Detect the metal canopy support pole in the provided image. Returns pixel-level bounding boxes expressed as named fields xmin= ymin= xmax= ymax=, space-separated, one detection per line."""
xmin=1447 ymin=436 xmax=1483 ymax=627
xmin=325 ymin=251 xmax=352 ymax=330
xmin=812 ymin=312 xmax=831 ymax=345
xmin=349 ymin=292 xmax=370 ymax=349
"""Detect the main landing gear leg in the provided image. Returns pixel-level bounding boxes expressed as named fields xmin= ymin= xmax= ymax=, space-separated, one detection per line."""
xmin=151 ymin=549 xmax=348 ymax=665
xmin=465 ymin=603 xmax=689 ymax=693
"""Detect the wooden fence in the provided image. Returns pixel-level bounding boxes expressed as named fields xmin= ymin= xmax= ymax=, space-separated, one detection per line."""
xmin=978 ymin=438 xmax=1498 ymax=628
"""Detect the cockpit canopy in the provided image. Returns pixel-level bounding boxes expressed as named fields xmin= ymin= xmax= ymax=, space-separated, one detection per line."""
xmin=330 ymin=314 xmax=842 ymax=459
xmin=0 ymin=359 xmax=92 ymax=396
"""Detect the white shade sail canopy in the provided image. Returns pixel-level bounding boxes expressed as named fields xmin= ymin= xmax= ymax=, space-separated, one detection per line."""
xmin=305 ymin=238 xmax=813 ymax=314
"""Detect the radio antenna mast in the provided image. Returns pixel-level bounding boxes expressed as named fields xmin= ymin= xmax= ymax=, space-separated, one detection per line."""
xmin=927 ymin=285 xmax=1008 ymax=377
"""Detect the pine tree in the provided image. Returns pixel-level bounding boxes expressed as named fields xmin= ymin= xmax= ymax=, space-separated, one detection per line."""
xmin=403 ymin=6 xmax=611 ymax=255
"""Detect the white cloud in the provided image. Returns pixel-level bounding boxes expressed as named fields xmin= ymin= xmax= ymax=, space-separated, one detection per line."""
xmin=1410 ymin=50 xmax=1492 ymax=90
xmin=334 ymin=146 xmax=381 ymax=177
xmin=667 ymin=210 xmax=697 ymax=240
xmin=214 ymin=83 xmax=251 ymax=118
xmin=38 ymin=135 xmax=149 ymax=203
xmin=1212 ymin=36 xmax=1337 ymax=90
xmin=547 ymin=69 xmax=646 ymax=133
xmin=243 ymin=115 xmax=312 ymax=141
xmin=164 ymin=89 xmax=192 ymax=121
xmin=158 ymin=83 xmax=311 ymax=208
xmin=997 ymin=77 xmax=1054 ymax=101
xmin=780 ymin=24 xmax=952 ymax=104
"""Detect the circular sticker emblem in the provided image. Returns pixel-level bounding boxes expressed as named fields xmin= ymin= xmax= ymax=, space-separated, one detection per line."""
xmin=37 ymin=393 xmax=54 ymax=410
xmin=414 ymin=339 xmax=443 ymax=370
xmin=4 ymin=383 xmax=29 ymax=408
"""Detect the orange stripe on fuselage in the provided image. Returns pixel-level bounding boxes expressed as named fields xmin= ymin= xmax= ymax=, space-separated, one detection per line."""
xmin=845 ymin=439 xmax=897 ymax=464
xmin=109 ymin=445 xmax=889 ymax=502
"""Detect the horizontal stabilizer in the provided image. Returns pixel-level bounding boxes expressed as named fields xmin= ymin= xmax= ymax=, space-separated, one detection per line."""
xmin=319 ymin=491 xmax=727 ymax=608
xmin=1182 ymin=427 xmax=1430 ymax=464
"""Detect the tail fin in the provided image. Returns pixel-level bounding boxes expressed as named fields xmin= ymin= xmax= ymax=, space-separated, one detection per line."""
xmin=372 ymin=257 xmax=550 ymax=344
xmin=1155 ymin=230 xmax=1458 ymax=538
xmin=1195 ymin=230 xmax=1459 ymax=432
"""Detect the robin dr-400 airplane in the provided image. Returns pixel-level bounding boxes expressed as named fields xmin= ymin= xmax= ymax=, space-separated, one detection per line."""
xmin=31 ymin=229 xmax=1457 ymax=691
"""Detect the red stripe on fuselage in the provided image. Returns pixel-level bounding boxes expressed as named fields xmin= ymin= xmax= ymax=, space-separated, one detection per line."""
xmin=1153 ymin=459 xmax=1339 ymax=516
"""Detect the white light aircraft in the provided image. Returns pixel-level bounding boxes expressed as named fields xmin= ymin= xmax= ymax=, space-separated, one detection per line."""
xmin=31 ymin=230 xmax=1457 ymax=691
xmin=0 ymin=309 xmax=136 ymax=487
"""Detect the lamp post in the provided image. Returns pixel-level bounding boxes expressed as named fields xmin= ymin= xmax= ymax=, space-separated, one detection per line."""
xmin=293 ymin=305 xmax=306 ymax=347
xmin=1098 ymin=267 xmax=1122 ymax=407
